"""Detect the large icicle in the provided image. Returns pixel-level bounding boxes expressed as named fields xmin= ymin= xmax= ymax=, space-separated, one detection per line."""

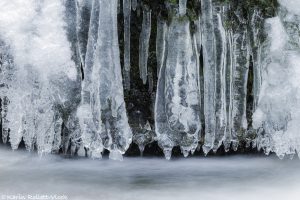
xmin=95 ymin=0 xmax=132 ymax=160
xmin=139 ymin=6 xmax=151 ymax=84
xmin=201 ymin=0 xmax=216 ymax=155
xmin=224 ymin=26 xmax=234 ymax=151
xmin=211 ymin=3 xmax=228 ymax=152
xmin=123 ymin=0 xmax=131 ymax=90
xmin=155 ymin=17 xmax=201 ymax=159
xmin=77 ymin=0 xmax=102 ymax=159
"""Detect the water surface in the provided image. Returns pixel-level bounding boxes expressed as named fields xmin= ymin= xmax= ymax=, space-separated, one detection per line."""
xmin=0 ymin=148 xmax=299 ymax=200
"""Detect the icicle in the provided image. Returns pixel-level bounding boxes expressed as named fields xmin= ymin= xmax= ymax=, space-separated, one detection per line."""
xmin=179 ymin=0 xmax=187 ymax=16
xmin=155 ymin=31 xmax=173 ymax=160
xmin=123 ymin=0 xmax=131 ymax=90
xmin=201 ymin=0 xmax=216 ymax=155
xmin=249 ymin=8 xmax=264 ymax=112
xmin=212 ymin=3 xmax=227 ymax=152
xmin=76 ymin=0 xmax=92 ymax=68
xmin=95 ymin=0 xmax=132 ymax=160
xmin=156 ymin=16 xmax=168 ymax=78
xmin=77 ymin=0 xmax=102 ymax=157
xmin=139 ymin=6 xmax=151 ymax=84
xmin=155 ymin=17 xmax=201 ymax=159
xmin=224 ymin=28 xmax=234 ymax=152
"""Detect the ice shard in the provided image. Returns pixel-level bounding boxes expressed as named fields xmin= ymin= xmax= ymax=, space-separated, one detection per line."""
xmin=224 ymin=27 xmax=234 ymax=152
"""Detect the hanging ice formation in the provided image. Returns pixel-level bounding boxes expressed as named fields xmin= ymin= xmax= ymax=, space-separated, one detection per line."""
xmin=155 ymin=5 xmax=201 ymax=159
xmin=77 ymin=0 xmax=132 ymax=161
xmin=0 ymin=0 xmax=81 ymax=155
xmin=253 ymin=0 xmax=300 ymax=159
xmin=1 ymin=0 xmax=300 ymax=160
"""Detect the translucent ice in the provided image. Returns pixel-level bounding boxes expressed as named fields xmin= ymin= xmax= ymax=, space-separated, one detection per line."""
xmin=253 ymin=2 xmax=300 ymax=158
xmin=0 ymin=0 xmax=80 ymax=154
xmin=155 ymin=17 xmax=201 ymax=159
xmin=78 ymin=0 xmax=132 ymax=160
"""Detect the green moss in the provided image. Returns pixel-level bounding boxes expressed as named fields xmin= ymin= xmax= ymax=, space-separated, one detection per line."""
xmin=218 ymin=0 xmax=278 ymax=18
xmin=165 ymin=0 xmax=178 ymax=4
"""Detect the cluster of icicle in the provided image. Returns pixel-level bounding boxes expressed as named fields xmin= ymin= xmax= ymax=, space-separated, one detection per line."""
xmin=156 ymin=0 xmax=300 ymax=159
xmin=0 ymin=0 xmax=132 ymax=161
xmin=1 ymin=0 xmax=300 ymax=160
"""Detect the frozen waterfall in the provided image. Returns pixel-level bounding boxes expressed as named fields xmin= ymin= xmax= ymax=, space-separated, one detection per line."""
xmin=0 ymin=0 xmax=300 ymax=160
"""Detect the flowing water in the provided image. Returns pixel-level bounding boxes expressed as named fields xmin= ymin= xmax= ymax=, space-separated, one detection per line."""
xmin=0 ymin=147 xmax=299 ymax=200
